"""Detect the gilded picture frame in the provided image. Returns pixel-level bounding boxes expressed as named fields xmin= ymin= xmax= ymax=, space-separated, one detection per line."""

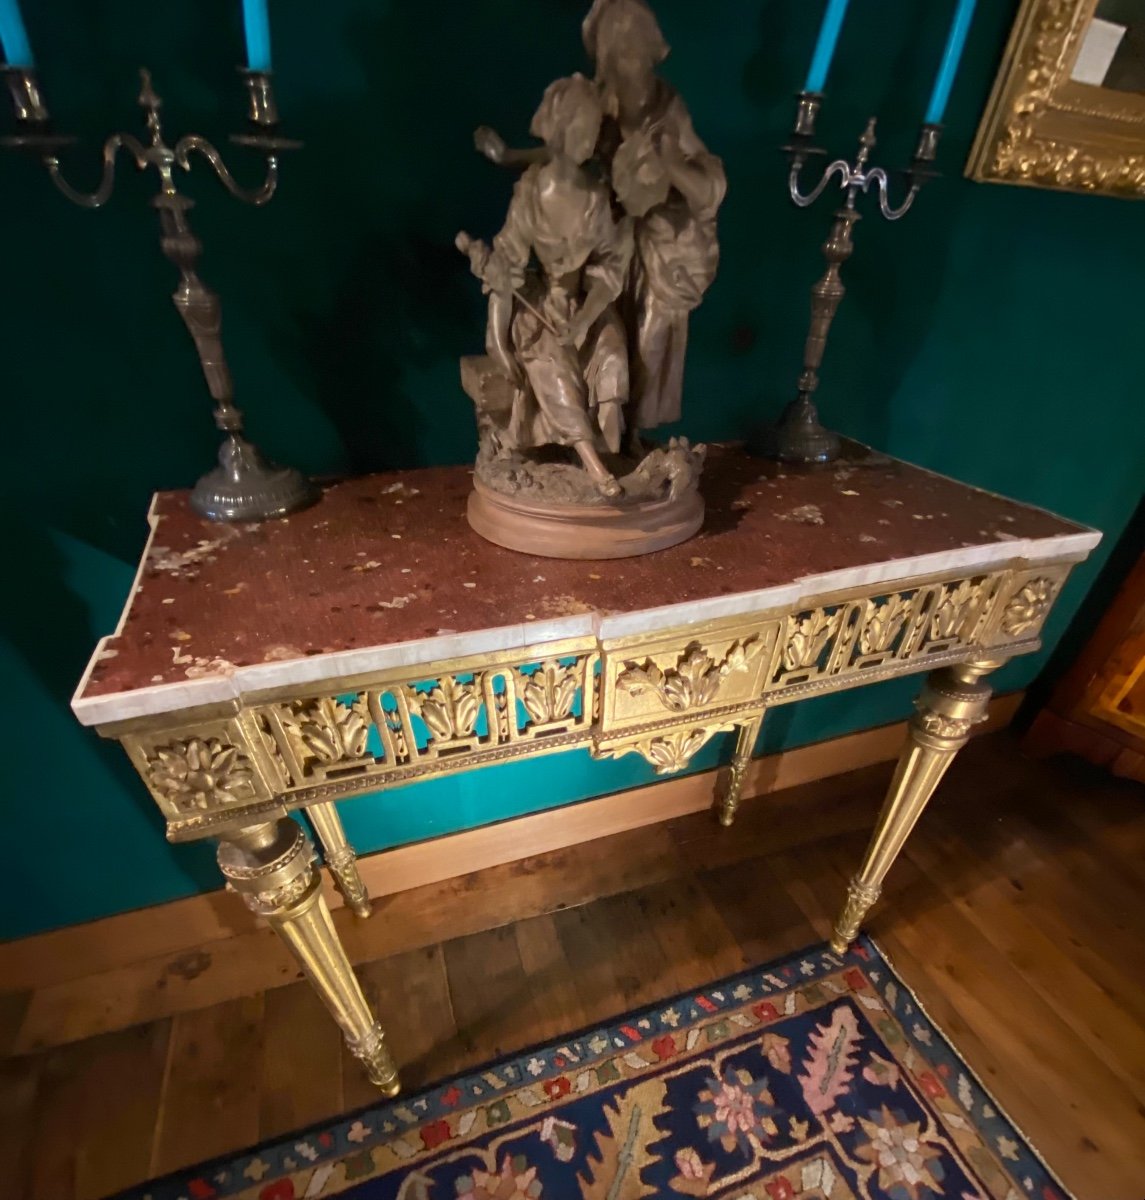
xmin=966 ymin=0 xmax=1145 ymax=198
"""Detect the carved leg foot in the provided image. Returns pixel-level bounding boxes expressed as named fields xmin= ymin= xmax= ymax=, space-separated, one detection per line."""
xmin=718 ymin=713 xmax=764 ymax=827
xmin=218 ymin=818 xmax=400 ymax=1095
xmin=829 ymin=659 xmax=1002 ymax=954
xmin=307 ymin=800 xmax=371 ymax=919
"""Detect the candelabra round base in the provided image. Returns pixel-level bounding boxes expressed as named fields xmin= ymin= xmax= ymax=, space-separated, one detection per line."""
xmin=759 ymin=397 xmax=842 ymax=464
xmin=191 ymin=435 xmax=319 ymax=522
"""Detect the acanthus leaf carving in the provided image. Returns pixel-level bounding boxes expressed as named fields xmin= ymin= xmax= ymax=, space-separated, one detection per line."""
xmin=406 ymin=675 xmax=482 ymax=742
xmin=929 ymin=579 xmax=987 ymax=642
xmin=618 ymin=639 xmax=760 ymax=712
xmin=521 ymin=660 xmax=579 ymax=725
xmin=283 ymin=696 xmax=371 ymax=766
xmin=640 ymin=727 xmax=717 ymax=774
xmin=782 ymin=611 xmax=843 ymax=673
xmin=857 ymin=594 xmax=913 ymax=656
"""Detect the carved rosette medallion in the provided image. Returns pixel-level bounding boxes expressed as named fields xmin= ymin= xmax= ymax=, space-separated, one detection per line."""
xmin=1001 ymin=578 xmax=1056 ymax=637
xmin=619 ymin=640 xmax=760 ymax=713
xmin=145 ymin=736 xmax=257 ymax=813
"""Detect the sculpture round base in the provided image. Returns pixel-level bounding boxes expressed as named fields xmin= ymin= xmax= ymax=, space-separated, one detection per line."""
xmin=468 ymin=477 xmax=704 ymax=560
xmin=191 ymin=436 xmax=319 ymax=523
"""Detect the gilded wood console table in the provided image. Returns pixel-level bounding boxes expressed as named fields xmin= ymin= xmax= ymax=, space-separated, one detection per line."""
xmin=72 ymin=444 xmax=1099 ymax=1094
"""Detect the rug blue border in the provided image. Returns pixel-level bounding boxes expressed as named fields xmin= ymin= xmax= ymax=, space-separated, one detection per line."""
xmin=111 ymin=935 xmax=1076 ymax=1200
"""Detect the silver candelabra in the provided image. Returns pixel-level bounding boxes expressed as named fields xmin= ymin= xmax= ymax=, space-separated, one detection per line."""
xmin=763 ymin=92 xmax=942 ymax=464
xmin=2 ymin=63 xmax=317 ymax=521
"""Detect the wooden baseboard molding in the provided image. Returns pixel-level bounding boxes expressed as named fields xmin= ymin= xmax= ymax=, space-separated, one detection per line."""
xmin=0 ymin=694 xmax=1021 ymax=996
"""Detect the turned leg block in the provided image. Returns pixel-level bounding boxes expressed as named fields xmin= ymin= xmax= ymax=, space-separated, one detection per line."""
xmin=217 ymin=818 xmax=399 ymax=1095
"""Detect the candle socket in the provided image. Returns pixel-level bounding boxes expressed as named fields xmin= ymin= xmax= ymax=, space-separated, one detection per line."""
xmin=782 ymin=91 xmax=827 ymax=160
xmin=240 ymin=68 xmax=279 ymax=128
xmin=793 ymin=91 xmax=823 ymax=138
xmin=3 ymin=64 xmax=49 ymax=122
xmin=231 ymin=68 xmax=300 ymax=153
xmin=905 ymin=123 xmax=943 ymax=187
xmin=1 ymin=65 xmax=75 ymax=153
xmin=913 ymin=123 xmax=942 ymax=162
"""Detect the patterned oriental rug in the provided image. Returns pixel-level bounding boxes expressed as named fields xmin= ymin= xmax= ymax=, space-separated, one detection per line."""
xmin=120 ymin=937 xmax=1074 ymax=1200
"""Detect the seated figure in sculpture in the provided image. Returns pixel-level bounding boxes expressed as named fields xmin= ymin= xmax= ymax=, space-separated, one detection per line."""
xmin=476 ymin=0 xmax=726 ymax=448
xmin=459 ymin=74 xmax=633 ymax=498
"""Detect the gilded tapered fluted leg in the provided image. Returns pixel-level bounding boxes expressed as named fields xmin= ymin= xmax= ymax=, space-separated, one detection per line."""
xmin=307 ymin=800 xmax=372 ymax=919
xmin=718 ymin=712 xmax=765 ymax=827
xmin=829 ymin=659 xmax=1003 ymax=954
xmin=217 ymin=818 xmax=400 ymax=1095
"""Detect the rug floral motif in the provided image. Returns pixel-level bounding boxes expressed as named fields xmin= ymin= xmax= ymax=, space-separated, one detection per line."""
xmin=123 ymin=937 xmax=1073 ymax=1200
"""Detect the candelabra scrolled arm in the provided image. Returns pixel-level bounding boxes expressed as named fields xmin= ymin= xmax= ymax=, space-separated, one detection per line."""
xmin=789 ymin=157 xmax=851 ymax=208
xmin=43 ymin=132 xmax=148 ymax=208
xmin=175 ymin=134 xmax=279 ymax=206
xmin=860 ymin=167 xmax=920 ymax=221
xmin=789 ymin=159 xmax=919 ymax=219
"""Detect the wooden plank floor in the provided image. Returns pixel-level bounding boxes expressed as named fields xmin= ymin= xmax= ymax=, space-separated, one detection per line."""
xmin=2 ymin=732 xmax=1143 ymax=1200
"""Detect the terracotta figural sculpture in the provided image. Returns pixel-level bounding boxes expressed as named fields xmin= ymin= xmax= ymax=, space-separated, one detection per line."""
xmin=457 ymin=0 xmax=726 ymax=559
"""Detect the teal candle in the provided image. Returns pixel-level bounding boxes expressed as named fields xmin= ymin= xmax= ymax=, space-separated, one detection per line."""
xmin=925 ymin=0 xmax=978 ymax=125
xmin=0 ymin=0 xmax=33 ymax=67
xmin=243 ymin=0 xmax=271 ymax=72
xmin=803 ymin=0 xmax=850 ymax=94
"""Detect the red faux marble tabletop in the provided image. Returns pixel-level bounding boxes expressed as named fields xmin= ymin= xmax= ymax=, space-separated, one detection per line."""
xmin=75 ymin=443 xmax=1094 ymax=715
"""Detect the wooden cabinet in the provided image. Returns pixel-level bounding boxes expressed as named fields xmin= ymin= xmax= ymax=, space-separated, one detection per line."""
xmin=1025 ymin=552 xmax=1145 ymax=783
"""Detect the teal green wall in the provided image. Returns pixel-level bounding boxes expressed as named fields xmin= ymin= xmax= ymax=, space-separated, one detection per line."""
xmin=3 ymin=0 xmax=1143 ymax=939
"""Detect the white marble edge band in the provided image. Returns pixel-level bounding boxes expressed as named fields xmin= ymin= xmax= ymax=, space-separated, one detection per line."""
xmin=71 ymin=527 xmax=1101 ymax=728
xmin=70 ymin=496 xmax=164 ymax=726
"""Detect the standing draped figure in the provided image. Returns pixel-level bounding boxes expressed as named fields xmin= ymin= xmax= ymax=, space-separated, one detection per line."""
xmin=583 ymin=0 xmax=727 ymax=433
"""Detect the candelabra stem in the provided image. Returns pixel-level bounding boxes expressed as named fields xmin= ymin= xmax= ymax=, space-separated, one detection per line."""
xmin=3 ymin=65 xmax=312 ymax=522
xmin=765 ymin=201 xmax=859 ymax=463
xmin=155 ymin=187 xmax=317 ymax=521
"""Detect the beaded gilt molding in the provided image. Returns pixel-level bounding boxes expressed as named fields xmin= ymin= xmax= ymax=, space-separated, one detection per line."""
xmin=119 ymin=562 xmax=1070 ymax=840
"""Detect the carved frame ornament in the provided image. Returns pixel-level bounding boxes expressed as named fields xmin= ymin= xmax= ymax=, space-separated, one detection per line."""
xmin=119 ymin=564 xmax=1068 ymax=839
xmin=966 ymin=0 xmax=1145 ymax=197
